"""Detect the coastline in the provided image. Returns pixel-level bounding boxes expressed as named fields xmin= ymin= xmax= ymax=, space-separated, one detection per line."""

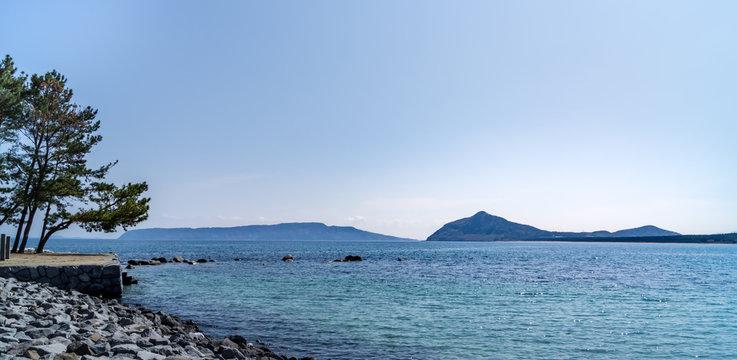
xmin=0 ymin=276 xmax=315 ymax=360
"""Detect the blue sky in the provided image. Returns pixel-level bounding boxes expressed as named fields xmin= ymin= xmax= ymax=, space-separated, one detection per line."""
xmin=1 ymin=1 xmax=736 ymax=239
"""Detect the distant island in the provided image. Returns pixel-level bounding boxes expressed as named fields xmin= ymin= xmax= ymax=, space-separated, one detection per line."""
xmin=119 ymin=222 xmax=415 ymax=241
xmin=427 ymin=211 xmax=737 ymax=244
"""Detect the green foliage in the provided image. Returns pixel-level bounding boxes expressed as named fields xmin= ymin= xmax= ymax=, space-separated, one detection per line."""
xmin=0 ymin=55 xmax=150 ymax=252
xmin=0 ymin=55 xmax=26 ymax=140
xmin=74 ymin=182 xmax=151 ymax=232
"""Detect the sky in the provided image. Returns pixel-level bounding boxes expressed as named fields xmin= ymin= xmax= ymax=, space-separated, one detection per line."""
xmin=1 ymin=0 xmax=736 ymax=240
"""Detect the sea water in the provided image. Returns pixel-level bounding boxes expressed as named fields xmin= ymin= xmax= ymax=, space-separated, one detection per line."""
xmin=47 ymin=239 xmax=737 ymax=359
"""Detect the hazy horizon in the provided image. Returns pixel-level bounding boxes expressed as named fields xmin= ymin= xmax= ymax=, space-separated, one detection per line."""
xmin=2 ymin=1 xmax=736 ymax=240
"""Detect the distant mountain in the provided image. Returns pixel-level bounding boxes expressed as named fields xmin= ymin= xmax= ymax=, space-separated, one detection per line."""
xmin=427 ymin=211 xmax=680 ymax=241
xmin=119 ymin=222 xmax=415 ymax=241
xmin=608 ymin=225 xmax=680 ymax=237
xmin=427 ymin=211 xmax=550 ymax=241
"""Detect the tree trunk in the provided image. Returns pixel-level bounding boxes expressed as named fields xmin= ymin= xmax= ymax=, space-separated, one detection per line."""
xmin=39 ymin=206 xmax=51 ymax=243
xmin=12 ymin=146 xmax=39 ymax=253
xmin=36 ymin=206 xmax=52 ymax=253
xmin=36 ymin=222 xmax=70 ymax=253
xmin=17 ymin=205 xmax=37 ymax=253
xmin=11 ymin=206 xmax=27 ymax=253
xmin=36 ymin=234 xmax=49 ymax=254
xmin=20 ymin=134 xmax=51 ymax=254
xmin=36 ymin=231 xmax=53 ymax=254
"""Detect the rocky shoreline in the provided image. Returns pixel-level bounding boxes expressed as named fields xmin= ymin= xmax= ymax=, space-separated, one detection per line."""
xmin=0 ymin=277 xmax=315 ymax=360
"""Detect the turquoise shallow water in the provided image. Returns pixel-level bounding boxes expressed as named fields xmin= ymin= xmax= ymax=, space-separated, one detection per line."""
xmin=47 ymin=239 xmax=737 ymax=359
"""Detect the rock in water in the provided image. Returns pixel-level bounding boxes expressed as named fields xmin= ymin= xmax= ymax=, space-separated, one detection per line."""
xmin=281 ymin=254 xmax=294 ymax=262
xmin=122 ymin=272 xmax=138 ymax=285
xmin=171 ymin=256 xmax=184 ymax=263
xmin=127 ymin=259 xmax=160 ymax=266
xmin=332 ymin=255 xmax=363 ymax=262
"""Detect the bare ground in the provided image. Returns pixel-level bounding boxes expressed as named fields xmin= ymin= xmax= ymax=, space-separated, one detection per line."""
xmin=0 ymin=253 xmax=119 ymax=267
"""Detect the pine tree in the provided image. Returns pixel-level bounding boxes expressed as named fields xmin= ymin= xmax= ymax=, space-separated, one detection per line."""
xmin=5 ymin=65 xmax=149 ymax=252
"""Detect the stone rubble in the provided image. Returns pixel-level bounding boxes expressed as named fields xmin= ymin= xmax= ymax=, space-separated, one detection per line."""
xmin=0 ymin=277 xmax=315 ymax=360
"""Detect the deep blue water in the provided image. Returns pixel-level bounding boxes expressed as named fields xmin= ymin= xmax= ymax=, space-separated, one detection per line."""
xmin=46 ymin=239 xmax=737 ymax=359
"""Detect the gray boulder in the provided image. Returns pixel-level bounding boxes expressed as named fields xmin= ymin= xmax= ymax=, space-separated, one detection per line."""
xmin=111 ymin=343 xmax=141 ymax=354
xmin=109 ymin=331 xmax=132 ymax=346
xmin=148 ymin=345 xmax=176 ymax=356
xmin=24 ymin=349 xmax=41 ymax=360
xmin=67 ymin=342 xmax=96 ymax=356
xmin=31 ymin=342 xmax=68 ymax=356
xmin=25 ymin=328 xmax=54 ymax=339
xmin=221 ymin=346 xmax=246 ymax=359
xmin=53 ymin=353 xmax=79 ymax=360
xmin=136 ymin=350 xmax=165 ymax=360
